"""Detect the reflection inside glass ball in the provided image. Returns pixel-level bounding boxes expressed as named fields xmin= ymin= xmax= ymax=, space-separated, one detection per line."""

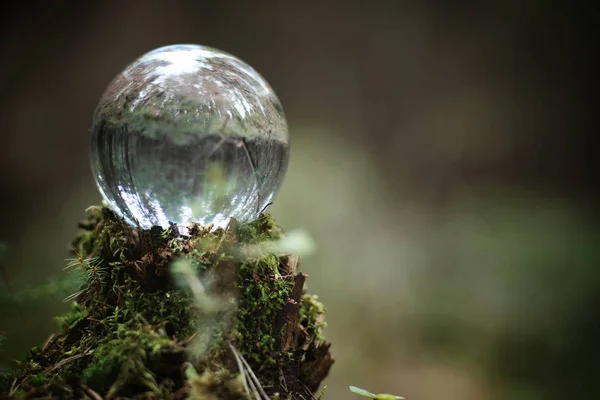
xmin=90 ymin=44 xmax=289 ymax=229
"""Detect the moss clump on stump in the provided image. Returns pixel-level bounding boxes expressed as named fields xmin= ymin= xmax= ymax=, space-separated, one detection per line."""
xmin=0 ymin=206 xmax=333 ymax=399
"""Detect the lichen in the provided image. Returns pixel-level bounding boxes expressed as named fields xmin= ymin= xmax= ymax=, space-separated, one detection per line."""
xmin=0 ymin=206 xmax=332 ymax=399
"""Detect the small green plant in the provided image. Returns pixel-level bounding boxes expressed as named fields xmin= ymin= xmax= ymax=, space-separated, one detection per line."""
xmin=350 ymin=385 xmax=405 ymax=399
xmin=63 ymin=248 xmax=107 ymax=304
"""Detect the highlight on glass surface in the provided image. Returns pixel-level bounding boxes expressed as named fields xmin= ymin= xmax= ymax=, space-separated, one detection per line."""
xmin=90 ymin=44 xmax=289 ymax=230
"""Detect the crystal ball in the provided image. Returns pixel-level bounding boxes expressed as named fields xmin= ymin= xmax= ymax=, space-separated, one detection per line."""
xmin=90 ymin=44 xmax=289 ymax=229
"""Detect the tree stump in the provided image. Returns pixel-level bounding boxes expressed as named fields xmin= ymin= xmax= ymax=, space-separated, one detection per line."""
xmin=0 ymin=206 xmax=333 ymax=399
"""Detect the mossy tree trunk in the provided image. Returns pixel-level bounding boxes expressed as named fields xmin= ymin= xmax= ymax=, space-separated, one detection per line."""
xmin=0 ymin=207 xmax=333 ymax=399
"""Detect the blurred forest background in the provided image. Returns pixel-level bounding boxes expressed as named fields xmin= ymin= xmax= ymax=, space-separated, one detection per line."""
xmin=1 ymin=1 xmax=598 ymax=399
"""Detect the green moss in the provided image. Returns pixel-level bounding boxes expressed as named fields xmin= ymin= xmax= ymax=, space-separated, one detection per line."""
xmin=235 ymin=254 xmax=294 ymax=366
xmin=28 ymin=373 xmax=47 ymax=387
xmin=0 ymin=206 xmax=332 ymax=398
xmin=299 ymin=294 xmax=327 ymax=341
xmin=55 ymin=303 xmax=88 ymax=332
xmin=234 ymin=213 xmax=283 ymax=243
xmin=83 ymin=320 xmax=174 ymax=397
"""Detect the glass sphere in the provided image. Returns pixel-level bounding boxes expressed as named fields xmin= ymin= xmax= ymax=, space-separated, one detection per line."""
xmin=90 ymin=44 xmax=289 ymax=229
